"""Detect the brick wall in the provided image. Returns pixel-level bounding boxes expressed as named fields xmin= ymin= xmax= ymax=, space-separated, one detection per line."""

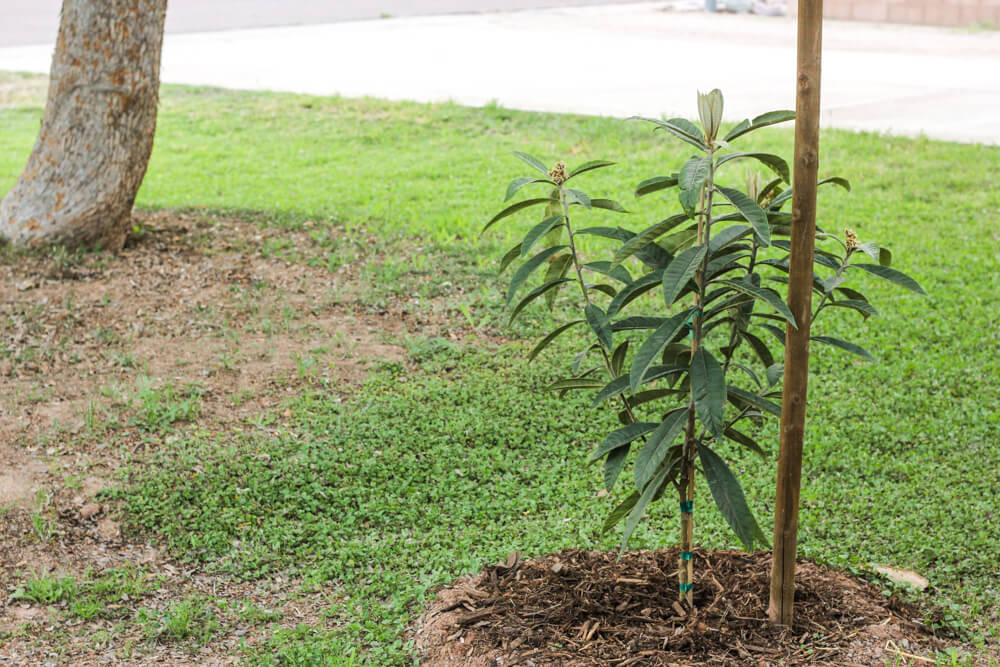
xmin=812 ymin=0 xmax=1000 ymax=25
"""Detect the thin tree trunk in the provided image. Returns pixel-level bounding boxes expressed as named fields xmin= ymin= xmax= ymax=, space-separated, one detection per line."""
xmin=0 ymin=0 xmax=167 ymax=249
xmin=768 ymin=0 xmax=824 ymax=627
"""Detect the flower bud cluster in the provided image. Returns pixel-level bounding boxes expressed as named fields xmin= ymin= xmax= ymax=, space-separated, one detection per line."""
xmin=549 ymin=161 xmax=568 ymax=186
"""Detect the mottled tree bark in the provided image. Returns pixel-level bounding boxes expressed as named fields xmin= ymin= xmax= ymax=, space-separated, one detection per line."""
xmin=0 ymin=0 xmax=167 ymax=249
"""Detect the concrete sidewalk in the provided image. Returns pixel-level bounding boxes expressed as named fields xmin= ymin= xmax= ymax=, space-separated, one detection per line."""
xmin=1 ymin=2 xmax=998 ymax=144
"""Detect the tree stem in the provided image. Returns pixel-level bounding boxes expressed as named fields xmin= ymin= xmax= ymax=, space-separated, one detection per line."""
xmin=560 ymin=188 xmax=639 ymax=426
xmin=678 ymin=149 xmax=716 ymax=607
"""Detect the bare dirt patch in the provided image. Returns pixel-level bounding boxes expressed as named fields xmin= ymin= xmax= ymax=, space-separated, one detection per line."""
xmin=0 ymin=211 xmax=422 ymax=444
xmin=414 ymin=548 xmax=954 ymax=666
xmin=0 ymin=210 xmax=486 ymax=664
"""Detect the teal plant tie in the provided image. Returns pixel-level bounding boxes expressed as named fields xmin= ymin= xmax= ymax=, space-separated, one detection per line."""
xmin=684 ymin=309 xmax=703 ymax=327
xmin=679 ymin=500 xmax=694 ymax=514
xmin=680 ymin=551 xmax=693 ymax=561
xmin=685 ymin=309 xmax=702 ymax=339
xmin=678 ymin=582 xmax=694 ymax=592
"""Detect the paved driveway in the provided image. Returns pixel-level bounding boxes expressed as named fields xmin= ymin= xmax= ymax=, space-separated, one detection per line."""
xmin=1 ymin=2 xmax=998 ymax=143
xmin=0 ymin=0 xmax=646 ymax=46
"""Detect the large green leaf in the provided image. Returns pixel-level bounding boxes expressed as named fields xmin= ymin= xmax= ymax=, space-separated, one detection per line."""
xmin=768 ymin=176 xmax=851 ymax=210
xmin=608 ymin=271 xmax=663 ymax=317
xmin=722 ymin=119 xmax=750 ymax=143
xmin=565 ymin=188 xmax=592 ymax=209
xmin=824 ymin=299 xmax=879 ymax=319
xmin=567 ymin=160 xmax=616 ymax=180
xmin=628 ymin=388 xmax=681 ymax=408
xmin=715 ymin=186 xmax=770 ymax=247
xmin=707 ymin=224 xmax=752 ymax=254
xmin=727 ymin=386 xmax=781 ymax=417
xmin=661 ymin=227 xmax=700 ymax=254
xmin=848 ymin=264 xmax=927 ymax=295
xmin=691 ymin=348 xmax=725 ymax=438
xmin=611 ymin=316 xmax=665 ymax=331
xmin=662 ymin=244 xmax=708 ymax=307
xmin=593 ymin=366 xmax=685 ymax=406
xmin=546 ymin=377 xmax=605 ymax=392
xmin=635 ymin=175 xmax=679 ymax=198
xmin=512 ymin=151 xmax=550 ymax=175
xmin=611 ymin=213 xmax=689 ymax=267
xmin=583 ymin=261 xmax=633 ymax=285
xmin=724 ymin=427 xmax=766 ymax=459
xmin=483 ymin=198 xmax=551 ymax=233
xmin=508 ymin=278 xmax=573 ymax=323
xmin=758 ymin=323 xmax=786 ymax=345
xmin=629 ymin=308 xmax=694 ymax=392
xmin=620 ymin=464 xmax=672 ymax=549
xmin=632 ymin=116 xmax=708 ymax=151
xmin=706 ymin=253 xmax=750 ymax=281
xmin=527 ymin=320 xmax=584 ymax=362
xmin=717 ymin=279 xmax=797 ymax=327
xmin=722 ymin=110 xmax=795 ymax=143
xmin=519 ymin=215 xmax=565 ymax=258
xmin=602 ymin=491 xmax=640 ymax=534
xmin=610 ymin=341 xmax=630 ymax=376
xmin=765 ymin=363 xmax=783 ymax=389
xmin=857 ymin=242 xmax=880 ymax=263
xmin=698 ymin=444 xmax=769 ymax=550
xmin=505 ymin=176 xmax=555 ymax=201
xmin=589 ymin=284 xmax=616 ymax=298
xmin=498 ymin=242 xmax=522 ymax=274
xmin=811 ymin=336 xmax=876 ymax=361
xmin=679 ymin=156 xmax=712 ymax=215
xmin=634 ymin=409 xmax=687 ymax=489
xmin=592 ymin=375 xmax=629 ymax=406
xmin=835 ymin=286 xmax=869 ymax=302
xmin=740 ymin=330 xmax=775 ymax=368
xmin=814 ymin=253 xmax=843 ymax=272
xmin=716 ymin=152 xmax=790 ymax=183
xmin=585 ymin=304 xmax=613 ymax=351
xmin=590 ymin=422 xmax=659 ymax=462
xmin=506 ymin=246 xmax=568 ymax=304
xmin=591 ymin=198 xmax=628 ymax=213
xmin=604 ymin=447 xmax=630 ymax=491
xmin=820 ymin=275 xmax=846 ymax=295
xmin=542 ymin=254 xmax=574 ymax=309
xmin=758 ymin=177 xmax=783 ymax=204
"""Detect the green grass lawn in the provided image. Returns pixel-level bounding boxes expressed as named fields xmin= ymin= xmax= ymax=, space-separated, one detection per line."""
xmin=2 ymin=82 xmax=1000 ymax=664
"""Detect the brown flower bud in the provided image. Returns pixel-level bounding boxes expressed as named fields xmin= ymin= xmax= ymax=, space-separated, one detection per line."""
xmin=845 ymin=228 xmax=859 ymax=250
xmin=549 ymin=161 xmax=568 ymax=186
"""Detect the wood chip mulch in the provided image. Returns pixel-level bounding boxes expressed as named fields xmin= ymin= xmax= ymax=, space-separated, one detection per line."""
xmin=414 ymin=548 xmax=950 ymax=666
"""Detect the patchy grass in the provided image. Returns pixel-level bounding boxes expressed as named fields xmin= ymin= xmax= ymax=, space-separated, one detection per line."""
xmin=1 ymin=73 xmax=999 ymax=664
xmin=114 ymin=330 xmax=1000 ymax=663
xmin=129 ymin=376 xmax=203 ymax=432
xmin=11 ymin=572 xmax=78 ymax=605
xmin=136 ymin=595 xmax=221 ymax=645
xmin=68 ymin=565 xmax=159 ymax=621
xmin=11 ymin=565 xmax=156 ymax=623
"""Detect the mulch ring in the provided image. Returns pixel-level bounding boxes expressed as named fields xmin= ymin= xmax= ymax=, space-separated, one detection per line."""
xmin=414 ymin=548 xmax=949 ymax=666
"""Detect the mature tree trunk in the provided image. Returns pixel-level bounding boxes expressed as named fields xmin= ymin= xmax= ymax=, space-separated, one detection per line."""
xmin=0 ymin=0 xmax=167 ymax=249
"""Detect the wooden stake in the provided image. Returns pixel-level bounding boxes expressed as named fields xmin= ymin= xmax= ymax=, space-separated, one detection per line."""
xmin=768 ymin=0 xmax=824 ymax=627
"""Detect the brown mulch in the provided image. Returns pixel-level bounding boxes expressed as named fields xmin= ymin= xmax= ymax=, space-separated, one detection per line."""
xmin=414 ymin=548 xmax=949 ymax=666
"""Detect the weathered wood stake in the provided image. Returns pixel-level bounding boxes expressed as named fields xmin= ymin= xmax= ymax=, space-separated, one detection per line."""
xmin=768 ymin=0 xmax=824 ymax=627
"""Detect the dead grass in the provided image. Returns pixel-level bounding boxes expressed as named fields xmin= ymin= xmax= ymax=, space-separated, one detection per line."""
xmin=0 ymin=72 xmax=47 ymax=110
